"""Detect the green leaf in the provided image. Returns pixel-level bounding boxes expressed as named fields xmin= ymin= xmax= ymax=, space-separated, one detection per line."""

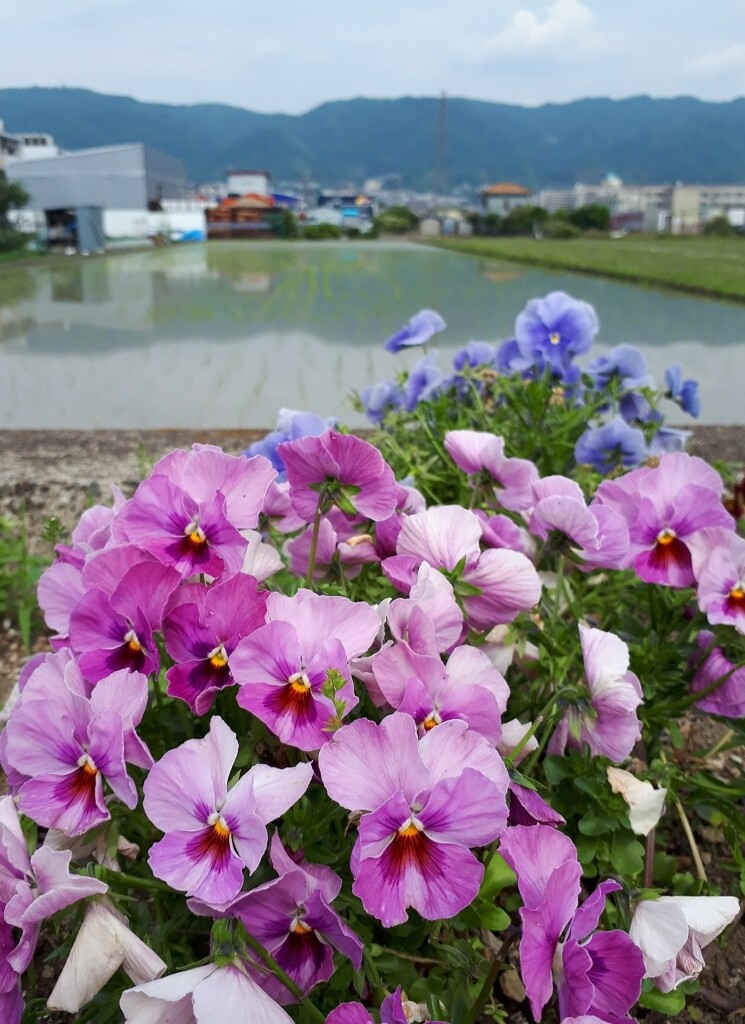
xmin=610 ymin=833 xmax=644 ymax=876
xmin=478 ymin=905 xmax=511 ymax=931
xmin=480 ymin=854 xmax=516 ymax=899
xmin=639 ymin=984 xmax=686 ymax=1014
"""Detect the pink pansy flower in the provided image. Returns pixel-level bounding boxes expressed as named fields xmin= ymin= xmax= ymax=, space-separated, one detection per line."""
xmin=501 ymin=824 xmax=644 ymax=1022
xmin=192 ymin=834 xmax=363 ymax=1004
xmin=164 ymin=573 xmax=268 ymax=714
xmin=386 ymin=563 xmax=464 ymax=655
xmin=629 ymin=895 xmax=739 ymax=992
xmin=150 ymin=444 xmax=276 ymax=530
xmin=373 ymin=481 xmax=427 ymax=559
xmin=286 ymin=508 xmax=380 ymax=582
xmin=262 ymin=479 xmax=307 ymax=534
xmin=120 ymin=962 xmax=294 ymax=1024
xmin=4 ymin=660 xmax=150 ymax=834
xmin=69 ymin=557 xmax=180 ymax=681
xmin=369 ymin=642 xmax=508 ymax=743
xmin=143 ymin=716 xmax=313 ymax=906
xmin=529 ymin=476 xmax=630 ymax=571
xmin=0 ymin=919 xmax=23 ymax=1024
xmin=593 ymin=453 xmax=734 ymax=588
xmin=240 ymin=530 xmax=283 ymax=582
xmin=384 ymin=506 xmax=541 ymax=631
xmin=319 ymin=712 xmax=509 ymax=926
xmin=232 ymin=590 xmax=380 ymax=750
xmin=0 ymin=797 xmax=108 ymax=973
xmin=692 ymin=530 xmax=745 ymax=633
xmin=444 ymin=430 xmax=538 ymax=512
xmin=475 ymin=509 xmax=532 ymax=557
xmin=549 ymin=624 xmax=643 ymax=762
xmin=278 ymin=430 xmax=398 ymax=523
xmin=690 ymin=631 xmax=745 ymax=718
xmin=327 ymin=988 xmax=446 ymax=1024
xmin=113 ymin=474 xmax=248 ymax=580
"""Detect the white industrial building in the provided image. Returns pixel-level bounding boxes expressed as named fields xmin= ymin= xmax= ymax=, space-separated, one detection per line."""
xmin=3 ymin=123 xmax=206 ymax=246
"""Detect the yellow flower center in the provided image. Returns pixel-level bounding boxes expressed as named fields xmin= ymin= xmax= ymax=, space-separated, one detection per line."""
xmin=549 ymin=332 xmax=561 ymax=345
xmin=207 ymin=812 xmax=231 ymax=838
xmin=291 ymin=919 xmax=313 ymax=936
xmin=184 ymin=521 xmax=207 ymax=548
xmin=422 ymin=711 xmax=442 ymax=731
xmin=208 ymin=644 xmax=229 ymax=669
xmin=124 ymin=628 xmax=142 ymax=653
xmin=77 ymin=754 xmax=98 ymax=776
xmin=288 ymin=671 xmax=311 ymax=695
xmin=656 ymin=528 xmax=676 ymax=546
xmin=397 ymin=816 xmax=424 ymax=839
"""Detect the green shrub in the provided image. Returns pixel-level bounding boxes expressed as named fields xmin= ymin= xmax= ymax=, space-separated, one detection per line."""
xmin=543 ymin=218 xmax=582 ymax=239
xmin=703 ymin=215 xmax=735 ymax=237
xmin=304 ymin=223 xmax=343 ymax=240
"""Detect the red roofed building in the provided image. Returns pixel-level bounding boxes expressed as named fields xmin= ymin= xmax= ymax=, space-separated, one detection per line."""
xmin=480 ymin=182 xmax=532 ymax=216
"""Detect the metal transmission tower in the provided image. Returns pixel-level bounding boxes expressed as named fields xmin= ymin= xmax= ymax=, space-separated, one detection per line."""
xmin=435 ymin=91 xmax=448 ymax=197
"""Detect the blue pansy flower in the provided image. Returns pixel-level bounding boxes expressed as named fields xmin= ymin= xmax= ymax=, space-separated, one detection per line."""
xmin=244 ymin=408 xmax=335 ymax=478
xmin=664 ymin=366 xmax=700 ymax=418
xmin=405 ymin=352 xmax=443 ymax=410
xmin=453 ymin=341 xmax=497 ymax=371
xmin=575 ymin=417 xmax=648 ymax=474
xmin=360 ymin=380 xmax=406 ymax=424
xmin=515 ymin=291 xmax=599 ymax=373
xmin=587 ymin=345 xmax=651 ymax=391
xmin=384 ymin=309 xmax=446 ymax=353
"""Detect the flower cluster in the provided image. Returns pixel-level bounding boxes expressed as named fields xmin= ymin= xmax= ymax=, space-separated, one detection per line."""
xmin=1 ymin=293 xmax=742 ymax=1024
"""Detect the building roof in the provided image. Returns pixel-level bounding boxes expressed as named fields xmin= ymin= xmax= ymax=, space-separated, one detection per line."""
xmin=481 ymin=182 xmax=531 ymax=196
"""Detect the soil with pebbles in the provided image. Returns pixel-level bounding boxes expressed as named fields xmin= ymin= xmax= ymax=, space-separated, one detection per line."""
xmin=0 ymin=426 xmax=743 ymax=1022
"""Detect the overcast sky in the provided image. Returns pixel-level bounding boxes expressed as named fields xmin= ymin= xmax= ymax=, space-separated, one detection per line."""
xmin=4 ymin=0 xmax=745 ymax=113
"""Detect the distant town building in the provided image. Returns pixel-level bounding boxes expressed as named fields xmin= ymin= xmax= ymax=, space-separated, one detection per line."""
xmin=226 ymin=169 xmax=271 ymax=197
xmin=6 ymin=140 xmax=198 ymax=247
xmin=480 ymin=182 xmax=532 ymax=216
xmin=0 ymin=120 xmax=60 ymax=170
xmin=535 ymin=177 xmax=745 ymax=233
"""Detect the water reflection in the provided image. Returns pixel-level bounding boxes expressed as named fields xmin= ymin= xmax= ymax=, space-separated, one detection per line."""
xmin=0 ymin=241 xmax=743 ymax=427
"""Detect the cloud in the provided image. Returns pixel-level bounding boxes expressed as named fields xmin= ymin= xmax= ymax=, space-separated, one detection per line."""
xmin=689 ymin=43 xmax=745 ymax=75
xmin=471 ymin=0 xmax=598 ymax=58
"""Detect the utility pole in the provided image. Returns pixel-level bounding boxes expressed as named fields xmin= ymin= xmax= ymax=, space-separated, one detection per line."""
xmin=435 ymin=91 xmax=447 ymax=197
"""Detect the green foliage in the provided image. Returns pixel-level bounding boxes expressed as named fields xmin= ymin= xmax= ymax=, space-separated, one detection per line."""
xmin=542 ymin=218 xmax=581 ymax=239
xmin=303 ymin=222 xmax=343 ymax=240
xmin=374 ymin=205 xmax=419 ymax=235
xmin=0 ymin=515 xmax=51 ymax=651
xmin=568 ymin=203 xmax=611 ymax=232
xmin=0 ymin=172 xmax=29 ymax=231
xmin=703 ymin=214 xmax=734 ymax=237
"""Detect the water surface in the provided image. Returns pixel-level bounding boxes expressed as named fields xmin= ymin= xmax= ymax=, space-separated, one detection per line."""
xmin=0 ymin=241 xmax=743 ymax=427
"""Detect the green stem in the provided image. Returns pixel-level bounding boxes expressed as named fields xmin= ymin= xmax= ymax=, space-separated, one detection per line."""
xmin=243 ymin=931 xmax=327 ymax=1024
xmin=464 ymin=930 xmax=517 ymax=1024
xmin=305 ymin=498 xmax=323 ymax=587
xmin=507 ymin=686 xmax=574 ymax=765
xmin=104 ymin=869 xmax=172 ymax=893
xmin=673 ymin=794 xmax=708 ymax=884
xmin=364 ymin=947 xmax=387 ymax=1005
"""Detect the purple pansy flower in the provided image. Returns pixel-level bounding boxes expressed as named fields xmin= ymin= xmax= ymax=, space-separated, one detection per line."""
xmin=515 ymin=292 xmax=598 ymax=373
xmin=319 ymin=712 xmax=508 ymax=926
xmin=369 ymin=642 xmax=508 ymax=743
xmin=384 ymin=309 xmax=446 ymax=353
xmin=692 ymin=530 xmax=745 ymax=633
xmin=328 ymin=988 xmax=446 ymax=1024
xmin=143 ymin=716 xmax=313 ymax=905
xmin=0 ymin=797 xmax=108 ymax=973
xmin=278 ymin=430 xmax=398 ymax=523
xmin=232 ymin=590 xmax=380 ymax=750
xmin=587 ymin=345 xmax=650 ymax=391
xmin=384 ymin=505 xmax=542 ymax=631
xmin=690 ymin=631 xmax=745 ymax=718
xmin=501 ymin=824 xmax=644 ymax=1022
xmin=4 ymin=660 xmax=149 ymax=835
xmin=444 ymin=431 xmax=538 ymax=512
xmin=549 ymin=624 xmax=643 ymax=762
xmin=193 ymin=834 xmax=363 ymax=1003
xmin=69 ymin=558 xmax=180 ymax=682
xmin=112 ymin=475 xmax=248 ymax=580
xmin=593 ymin=453 xmax=734 ymax=588
xmin=164 ymin=573 xmax=268 ymax=714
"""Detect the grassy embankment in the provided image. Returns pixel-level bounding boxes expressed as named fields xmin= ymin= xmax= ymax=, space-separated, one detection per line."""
xmin=425 ymin=235 xmax=745 ymax=303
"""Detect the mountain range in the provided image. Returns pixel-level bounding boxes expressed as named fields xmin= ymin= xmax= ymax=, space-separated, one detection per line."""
xmin=2 ymin=87 xmax=745 ymax=190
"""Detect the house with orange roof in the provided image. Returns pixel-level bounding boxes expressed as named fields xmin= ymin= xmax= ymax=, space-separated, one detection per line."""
xmin=480 ymin=182 xmax=532 ymax=217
